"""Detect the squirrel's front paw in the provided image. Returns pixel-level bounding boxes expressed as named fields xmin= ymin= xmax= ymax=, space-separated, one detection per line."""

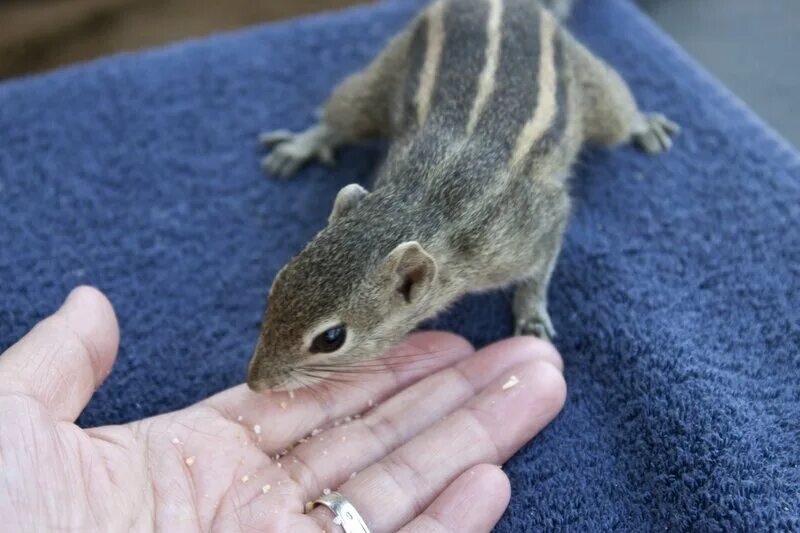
xmin=632 ymin=113 xmax=680 ymax=155
xmin=513 ymin=312 xmax=556 ymax=341
xmin=259 ymin=127 xmax=336 ymax=178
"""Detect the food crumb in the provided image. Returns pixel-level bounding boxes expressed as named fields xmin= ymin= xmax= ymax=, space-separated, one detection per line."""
xmin=280 ymin=401 xmax=287 ymax=409
xmin=254 ymin=424 xmax=262 ymax=435
xmin=367 ymin=399 xmax=374 ymax=407
xmin=289 ymin=390 xmax=295 ymax=399
xmin=305 ymin=501 xmax=314 ymax=513
xmin=344 ymin=416 xmax=352 ymax=423
xmin=241 ymin=475 xmax=250 ymax=483
xmin=323 ymin=487 xmax=331 ymax=495
xmin=502 ymin=375 xmax=520 ymax=390
xmin=333 ymin=516 xmax=343 ymax=525
xmin=311 ymin=428 xmax=322 ymax=436
xmin=237 ymin=415 xmax=243 ymax=422
xmin=185 ymin=456 xmax=196 ymax=467
xmin=171 ymin=437 xmax=180 ymax=445
xmin=350 ymin=471 xmax=357 ymax=479
xmin=262 ymin=484 xmax=271 ymax=494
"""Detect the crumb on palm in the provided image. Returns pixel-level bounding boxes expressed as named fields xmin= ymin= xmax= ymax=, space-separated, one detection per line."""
xmin=502 ymin=375 xmax=520 ymax=390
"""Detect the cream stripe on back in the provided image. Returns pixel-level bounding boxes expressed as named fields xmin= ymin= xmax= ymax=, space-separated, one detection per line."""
xmin=415 ymin=0 xmax=446 ymax=127
xmin=510 ymin=9 xmax=558 ymax=168
xmin=466 ymin=0 xmax=503 ymax=134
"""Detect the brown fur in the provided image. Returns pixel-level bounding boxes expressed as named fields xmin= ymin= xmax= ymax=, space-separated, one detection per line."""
xmin=249 ymin=0 xmax=678 ymax=390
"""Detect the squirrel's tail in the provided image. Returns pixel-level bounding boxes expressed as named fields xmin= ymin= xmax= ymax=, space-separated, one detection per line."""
xmin=538 ymin=0 xmax=574 ymax=21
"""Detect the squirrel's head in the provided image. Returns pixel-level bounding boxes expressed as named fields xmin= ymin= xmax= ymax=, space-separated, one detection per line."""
xmin=246 ymin=184 xmax=439 ymax=391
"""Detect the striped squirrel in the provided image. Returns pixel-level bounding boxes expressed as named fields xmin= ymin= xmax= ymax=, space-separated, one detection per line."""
xmin=247 ymin=0 xmax=678 ymax=391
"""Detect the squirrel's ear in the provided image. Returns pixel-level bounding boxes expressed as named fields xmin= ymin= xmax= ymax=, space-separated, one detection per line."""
xmin=329 ymin=184 xmax=368 ymax=224
xmin=383 ymin=241 xmax=437 ymax=305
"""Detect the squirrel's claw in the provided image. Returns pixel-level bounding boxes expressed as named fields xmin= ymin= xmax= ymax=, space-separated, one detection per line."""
xmin=633 ymin=113 xmax=680 ymax=155
xmin=318 ymin=146 xmax=337 ymax=167
xmin=258 ymin=125 xmax=337 ymax=178
xmin=259 ymin=130 xmax=294 ymax=147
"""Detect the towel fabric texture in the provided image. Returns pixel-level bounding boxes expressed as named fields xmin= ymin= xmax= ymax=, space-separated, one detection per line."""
xmin=1 ymin=0 xmax=798 ymax=530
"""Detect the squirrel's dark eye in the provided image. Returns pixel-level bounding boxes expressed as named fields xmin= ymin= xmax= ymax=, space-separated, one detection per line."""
xmin=310 ymin=325 xmax=347 ymax=353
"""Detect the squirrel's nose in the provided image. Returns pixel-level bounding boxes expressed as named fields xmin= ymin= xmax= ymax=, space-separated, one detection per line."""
xmin=247 ymin=377 xmax=269 ymax=392
xmin=246 ymin=363 xmax=272 ymax=392
xmin=246 ymin=341 xmax=269 ymax=392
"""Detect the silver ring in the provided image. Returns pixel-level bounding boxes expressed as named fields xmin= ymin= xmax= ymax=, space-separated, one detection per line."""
xmin=313 ymin=491 xmax=371 ymax=533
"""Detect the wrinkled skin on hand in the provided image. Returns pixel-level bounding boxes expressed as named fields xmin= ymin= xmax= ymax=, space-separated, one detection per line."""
xmin=0 ymin=287 xmax=565 ymax=532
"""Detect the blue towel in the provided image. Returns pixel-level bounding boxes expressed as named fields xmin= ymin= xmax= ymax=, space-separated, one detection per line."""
xmin=1 ymin=0 xmax=798 ymax=529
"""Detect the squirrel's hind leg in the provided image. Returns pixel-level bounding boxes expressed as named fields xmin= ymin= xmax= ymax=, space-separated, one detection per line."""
xmin=260 ymin=125 xmax=339 ymax=178
xmin=562 ymin=31 xmax=680 ymax=154
xmin=259 ymin=27 xmax=413 ymax=178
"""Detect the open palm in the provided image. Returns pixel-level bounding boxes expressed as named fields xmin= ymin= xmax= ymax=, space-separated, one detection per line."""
xmin=0 ymin=287 xmax=565 ymax=532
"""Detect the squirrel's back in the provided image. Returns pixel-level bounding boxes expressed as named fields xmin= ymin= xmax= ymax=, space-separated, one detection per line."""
xmin=382 ymin=0 xmax=580 ymax=187
xmin=247 ymin=0 xmax=679 ymax=389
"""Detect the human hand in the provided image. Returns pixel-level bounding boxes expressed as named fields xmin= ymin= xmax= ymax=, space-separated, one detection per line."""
xmin=0 ymin=287 xmax=565 ymax=532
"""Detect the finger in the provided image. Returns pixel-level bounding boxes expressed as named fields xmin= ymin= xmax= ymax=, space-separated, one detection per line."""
xmin=318 ymin=146 xmax=336 ymax=167
xmin=309 ymin=357 xmax=566 ymax=533
xmin=0 ymin=286 xmax=119 ymax=421
xmin=264 ymin=152 xmax=291 ymax=177
xmin=650 ymin=113 xmax=679 ymax=135
xmin=662 ymin=117 xmax=680 ymax=134
xmin=259 ymin=130 xmax=293 ymax=146
xmin=272 ymin=153 xmax=289 ymax=176
xmin=636 ymin=135 xmax=659 ymax=155
xmin=398 ymin=464 xmax=510 ymax=533
xmin=281 ymin=156 xmax=303 ymax=177
xmin=269 ymin=153 xmax=288 ymax=176
xmin=282 ymin=337 xmax=560 ymax=499
xmin=261 ymin=155 xmax=275 ymax=173
xmin=203 ymin=331 xmax=474 ymax=453
xmin=654 ymin=126 xmax=672 ymax=151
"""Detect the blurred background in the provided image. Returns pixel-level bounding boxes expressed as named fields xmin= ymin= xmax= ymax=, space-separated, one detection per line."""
xmin=0 ymin=0 xmax=797 ymax=147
